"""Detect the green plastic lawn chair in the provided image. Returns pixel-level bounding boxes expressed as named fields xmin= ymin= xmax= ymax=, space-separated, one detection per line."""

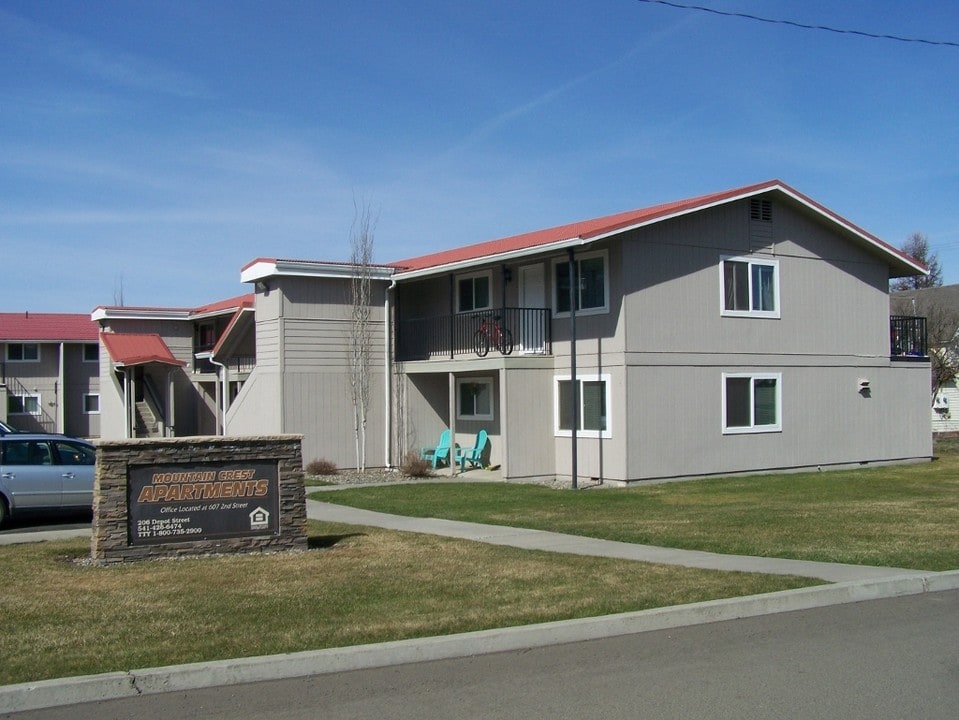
xmin=455 ymin=430 xmax=488 ymax=472
xmin=420 ymin=429 xmax=452 ymax=469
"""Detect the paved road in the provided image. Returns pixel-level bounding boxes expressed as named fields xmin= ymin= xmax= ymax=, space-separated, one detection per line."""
xmin=7 ymin=589 xmax=957 ymax=720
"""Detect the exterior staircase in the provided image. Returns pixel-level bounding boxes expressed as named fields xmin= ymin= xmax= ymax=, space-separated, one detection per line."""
xmin=134 ymin=401 xmax=161 ymax=438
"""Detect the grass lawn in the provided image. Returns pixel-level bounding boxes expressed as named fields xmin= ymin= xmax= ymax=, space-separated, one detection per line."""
xmin=315 ymin=442 xmax=959 ymax=572
xmin=0 ymin=521 xmax=817 ymax=686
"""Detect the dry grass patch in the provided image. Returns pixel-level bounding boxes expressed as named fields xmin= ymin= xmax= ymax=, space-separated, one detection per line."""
xmin=0 ymin=522 xmax=816 ymax=685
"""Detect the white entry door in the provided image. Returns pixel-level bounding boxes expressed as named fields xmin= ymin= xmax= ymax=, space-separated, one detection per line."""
xmin=519 ymin=264 xmax=546 ymax=354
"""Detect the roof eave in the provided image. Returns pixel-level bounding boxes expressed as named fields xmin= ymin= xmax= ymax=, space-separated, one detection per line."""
xmin=392 ymin=236 xmax=592 ymax=281
xmin=112 ymin=357 xmax=187 ymax=368
xmin=92 ymin=307 xmax=193 ymax=322
xmin=241 ymin=259 xmax=396 ymax=283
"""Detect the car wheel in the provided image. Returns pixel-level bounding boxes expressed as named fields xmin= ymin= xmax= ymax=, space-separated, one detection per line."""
xmin=0 ymin=496 xmax=7 ymax=528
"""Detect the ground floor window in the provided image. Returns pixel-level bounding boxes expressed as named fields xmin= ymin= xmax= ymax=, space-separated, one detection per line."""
xmin=83 ymin=393 xmax=100 ymax=414
xmin=8 ymin=394 xmax=40 ymax=416
xmin=456 ymin=377 xmax=494 ymax=421
xmin=554 ymin=374 xmax=611 ymax=438
xmin=723 ymin=372 xmax=781 ymax=433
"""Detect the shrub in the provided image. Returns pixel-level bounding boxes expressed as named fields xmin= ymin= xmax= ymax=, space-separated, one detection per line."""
xmin=305 ymin=458 xmax=338 ymax=476
xmin=399 ymin=451 xmax=433 ymax=478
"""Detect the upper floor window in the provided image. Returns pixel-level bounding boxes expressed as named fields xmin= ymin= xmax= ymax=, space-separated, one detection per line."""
xmin=554 ymin=250 xmax=609 ymax=317
xmin=720 ymin=256 xmax=779 ymax=318
xmin=457 ymin=272 xmax=491 ymax=313
xmin=196 ymin=322 xmax=216 ymax=350
xmin=83 ymin=343 xmax=99 ymax=362
xmin=7 ymin=343 xmax=39 ymax=362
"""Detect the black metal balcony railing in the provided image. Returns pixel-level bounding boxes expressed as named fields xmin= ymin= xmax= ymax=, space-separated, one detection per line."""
xmin=396 ymin=307 xmax=552 ymax=361
xmin=890 ymin=315 xmax=927 ymax=360
xmin=193 ymin=355 xmax=257 ymax=375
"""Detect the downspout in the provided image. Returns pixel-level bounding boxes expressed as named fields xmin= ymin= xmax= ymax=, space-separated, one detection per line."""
xmin=210 ymin=357 xmax=228 ymax=435
xmin=568 ymin=248 xmax=578 ymax=490
xmin=385 ymin=278 xmax=397 ymax=469
xmin=58 ymin=342 xmax=65 ymax=433
xmin=166 ymin=367 xmax=175 ymax=437
xmin=124 ymin=367 xmax=132 ymax=438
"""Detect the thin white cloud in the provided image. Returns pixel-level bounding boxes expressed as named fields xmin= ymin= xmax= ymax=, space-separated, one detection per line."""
xmin=0 ymin=7 xmax=203 ymax=98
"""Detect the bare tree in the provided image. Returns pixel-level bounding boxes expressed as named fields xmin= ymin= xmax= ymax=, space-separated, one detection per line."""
xmin=349 ymin=200 xmax=377 ymax=471
xmin=113 ymin=274 xmax=126 ymax=306
xmin=928 ymin=307 xmax=959 ymax=402
xmin=891 ymin=232 xmax=942 ymax=291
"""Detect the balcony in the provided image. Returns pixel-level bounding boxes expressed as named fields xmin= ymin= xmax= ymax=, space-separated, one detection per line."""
xmin=396 ymin=307 xmax=552 ymax=361
xmin=193 ymin=354 xmax=256 ymax=376
xmin=890 ymin=315 xmax=927 ymax=360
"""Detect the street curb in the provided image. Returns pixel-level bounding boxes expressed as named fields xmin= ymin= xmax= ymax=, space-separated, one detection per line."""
xmin=4 ymin=569 xmax=958 ymax=714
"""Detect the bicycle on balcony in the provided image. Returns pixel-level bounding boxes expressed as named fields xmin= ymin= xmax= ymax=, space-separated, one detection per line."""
xmin=473 ymin=314 xmax=513 ymax=357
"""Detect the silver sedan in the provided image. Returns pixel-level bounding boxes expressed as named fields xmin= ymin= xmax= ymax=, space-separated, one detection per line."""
xmin=0 ymin=433 xmax=95 ymax=526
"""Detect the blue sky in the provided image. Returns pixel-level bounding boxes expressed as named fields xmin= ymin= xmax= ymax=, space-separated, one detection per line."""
xmin=2 ymin=0 xmax=958 ymax=312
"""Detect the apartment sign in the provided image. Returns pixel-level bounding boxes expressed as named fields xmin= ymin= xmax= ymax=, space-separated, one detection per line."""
xmin=127 ymin=461 xmax=279 ymax=545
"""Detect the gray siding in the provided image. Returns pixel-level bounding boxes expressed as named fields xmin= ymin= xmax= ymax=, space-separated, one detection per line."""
xmin=621 ymin=200 xmax=891 ymax=357
xmin=625 ymin=362 xmax=930 ymax=480
xmin=62 ymin=343 xmax=100 ymax=437
xmin=228 ymin=276 xmax=390 ymax=470
xmin=501 ymin=367 xmax=554 ymax=479
xmin=225 ymin=369 xmax=283 ymax=435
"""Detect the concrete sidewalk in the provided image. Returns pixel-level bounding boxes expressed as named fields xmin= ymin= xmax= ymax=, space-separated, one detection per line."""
xmin=306 ymin=499 xmax=925 ymax=583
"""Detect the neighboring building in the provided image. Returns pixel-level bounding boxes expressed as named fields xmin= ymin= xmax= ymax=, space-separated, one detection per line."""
xmin=0 ymin=312 xmax=101 ymax=437
xmin=93 ymin=180 xmax=934 ymax=483
xmin=92 ymin=295 xmax=254 ymax=440
xmin=892 ymin=284 xmax=959 ymax=433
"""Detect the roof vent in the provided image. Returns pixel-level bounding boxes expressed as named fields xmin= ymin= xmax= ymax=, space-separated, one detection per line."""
xmin=750 ymin=198 xmax=772 ymax=223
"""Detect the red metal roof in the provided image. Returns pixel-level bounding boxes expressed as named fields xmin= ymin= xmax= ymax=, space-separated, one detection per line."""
xmin=0 ymin=313 xmax=99 ymax=342
xmin=193 ymin=293 xmax=254 ymax=315
xmin=388 ymin=180 xmax=923 ymax=276
xmin=92 ymin=293 xmax=254 ymax=319
xmin=239 ymin=181 xmax=924 ymax=281
xmin=100 ymin=333 xmax=185 ymax=367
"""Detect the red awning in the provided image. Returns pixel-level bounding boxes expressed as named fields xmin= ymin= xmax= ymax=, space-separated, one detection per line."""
xmin=101 ymin=333 xmax=186 ymax=367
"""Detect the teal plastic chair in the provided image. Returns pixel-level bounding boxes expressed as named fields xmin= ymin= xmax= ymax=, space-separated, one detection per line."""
xmin=420 ymin=429 xmax=452 ymax=469
xmin=455 ymin=430 xmax=488 ymax=472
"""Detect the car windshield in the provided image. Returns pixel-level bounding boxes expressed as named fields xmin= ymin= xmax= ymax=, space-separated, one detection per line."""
xmin=54 ymin=441 xmax=95 ymax=465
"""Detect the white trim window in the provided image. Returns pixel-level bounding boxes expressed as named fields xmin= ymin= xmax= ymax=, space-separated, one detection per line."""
xmin=553 ymin=250 xmax=609 ymax=317
xmin=554 ymin=373 xmax=612 ymax=439
xmin=83 ymin=393 xmax=100 ymax=415
xmin=457 ymin=271 xmax=492 ymax=313
xmin=722 ymin=372 xmax=782 ymax=434
xmin=83 ymin=344 xmax=99 ymax=363
xmin=720 ymin=256 xmax=780 ymax=318
xmin=456 ymin=377 xmax=494 ymax=421
xmin=6 ymin=343 xmax=39 ymax=362
xmin=8 ymin=393 xmax=41 ymax=416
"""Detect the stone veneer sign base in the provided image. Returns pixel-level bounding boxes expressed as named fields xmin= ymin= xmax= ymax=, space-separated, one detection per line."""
xmin=92 ymin=436 xmax=307 ymax=564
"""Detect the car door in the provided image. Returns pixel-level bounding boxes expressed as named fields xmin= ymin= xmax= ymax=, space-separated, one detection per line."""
xmin=0 ymin=438 xmax=62 ymax=510
xmin=52 ymin=440 xmax=95 ymax=508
